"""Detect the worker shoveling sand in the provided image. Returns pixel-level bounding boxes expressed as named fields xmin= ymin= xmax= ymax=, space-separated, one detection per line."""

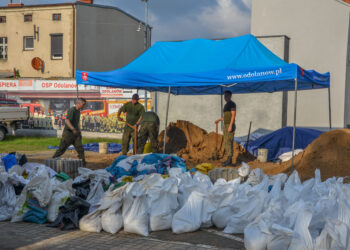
xmin=158 ymin=120 xmax=254 ymax=165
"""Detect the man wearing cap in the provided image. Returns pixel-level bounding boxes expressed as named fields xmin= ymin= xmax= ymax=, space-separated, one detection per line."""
xmin=117 ymin=94 xmax=145 ymax=155
xmin=137 ymin=111 xmax=160 ymax=154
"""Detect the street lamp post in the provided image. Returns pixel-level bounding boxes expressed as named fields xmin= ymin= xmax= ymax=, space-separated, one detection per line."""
xmin=141 ymin=0 xmax=149 ymax=111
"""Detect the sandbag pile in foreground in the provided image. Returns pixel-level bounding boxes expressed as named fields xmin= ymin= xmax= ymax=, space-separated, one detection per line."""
xmin=78 ymin=163 xmax=350 ymax=250
xmin=2 ymin=156 xmax=350 ymax=250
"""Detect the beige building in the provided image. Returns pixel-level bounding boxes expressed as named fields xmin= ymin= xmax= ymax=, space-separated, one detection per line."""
xmin=0 ymin=0 xmax=151 ymax=116
xmin=0 ymin=3 xmax=75 ymax=78
xmin=0 ymin=0 xmax=150 ymax=79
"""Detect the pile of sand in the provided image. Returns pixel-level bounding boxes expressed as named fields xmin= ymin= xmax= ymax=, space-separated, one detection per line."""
xmin=293 ymin=129 xmax=350 ymax=181
xmin=158 ymin=120 xmax=254 ymax=165
xmin=158 ymin=121 xmax=350 ymax=181
xmin=247 ymin=129 xmax=350 ymax=181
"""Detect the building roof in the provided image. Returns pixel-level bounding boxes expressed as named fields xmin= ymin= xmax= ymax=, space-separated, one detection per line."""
xmin=0 ymin=1 xmax=149 ymax=27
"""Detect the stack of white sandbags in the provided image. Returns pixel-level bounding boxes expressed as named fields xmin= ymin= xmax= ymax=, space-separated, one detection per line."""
xmin=77 ymin=163 xmax=350 ymax=250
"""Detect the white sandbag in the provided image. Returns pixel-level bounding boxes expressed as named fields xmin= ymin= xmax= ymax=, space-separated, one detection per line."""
xmin=267 ymin=224 xmax=293 ymax=250
xmin=278 ymin=149 xmax=303 ymax=162
xmin=149 ymin=177 xmax=179 ymax=231
xmin=122 ymin=182 xmax=149 ymax=236
xmin=47 ymin=179 xmax=74 ymax=222
xmin=283 ymin=171 xmax=302 ymax=204
xmin=212 ymin=178 xmax=241 ymax=228
xmin=8 ymin=173 xmax=28 ymax=186
xmin=246 ymin=168 xmax=264 ymax=185
xmin=117 ymin=154 xmax=146 ymax=171
xmin=8 ymin=165 xmax=23 ymax=176
xmin=224 ymin=189 xmax=269 ymax=234
xmin=314 ymin=218 xmax=349 ymax=250
xmin=244 ymin=223 xmax=268 ymax=250
xmin=238 ymin=162 xmax=250 ymax=177
xmin=101 ymin=203 xmax=123 ymax=234
xmin=0 ymin=173 xmax=17 ymax=221
xmin=137 ymin=163 xmax=156 ymax=172
xmin=74 ymin=167 xmax=111 ymax=186
xmin=87 ymin=179 xmax=105 ymax=213
xmin=172 ymin=190 xmax=204 ymax=234
xmin=268 ymin=173 xmax=288 ymax=187
xmin=193 ymin=172 xmax=213 ymax=190
xmin=176 ymin=172 xmax=201 ymax=208
xmin=23 ymin=162 xmax=57 ymax=179
xmin=201 ymin=193 xmax=217 ymax=228
xmin=288 ymin=208 xmax=314 ymax=250
xmin=79 ymin=210 xmax=102 ymax=232
xmin=98 ymin=183 xmax=127 ymax=211
xmin=168 ymin=167 xmax=183 ymax=180
xmin=11 ymin=166 xmax=52 ymax=222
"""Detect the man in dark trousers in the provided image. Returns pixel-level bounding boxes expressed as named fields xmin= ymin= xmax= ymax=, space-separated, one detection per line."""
xmin=137 ymin=111 xmax=160 ymax=154
xmin=117 ymin=94 xmax=145 ymax=155
xmin=52 ymin=98 xmax=87 ymax=166
xmin=215 ymin=90 xmax=237 ymax=166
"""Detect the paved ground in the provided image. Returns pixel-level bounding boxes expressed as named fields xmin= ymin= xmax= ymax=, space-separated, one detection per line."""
xmin=0 ymin=222 xmax=245 ymax=250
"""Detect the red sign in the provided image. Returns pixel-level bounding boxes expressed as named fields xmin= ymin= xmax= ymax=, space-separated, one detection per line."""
xmin=82 ymin=72 xmax=88 ymax=81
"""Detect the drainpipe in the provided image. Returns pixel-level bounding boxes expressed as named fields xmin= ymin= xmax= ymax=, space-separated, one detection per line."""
xmin=72 ymin=4 xmax=76 ymax=79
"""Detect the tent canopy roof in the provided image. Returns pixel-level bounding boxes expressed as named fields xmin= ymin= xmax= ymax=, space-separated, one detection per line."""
xmin=77 ymin=34 xmax=330 ymax=95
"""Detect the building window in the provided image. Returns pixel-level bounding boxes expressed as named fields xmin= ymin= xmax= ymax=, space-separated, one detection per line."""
xmin=23 ymin=36 xmax=34 ymax=50
xmin=0 ymin=16 xmax=6 ymax=23
xmin=0 ymin=37 xmax=7 ymax=59
xmin=50 ymin=34 xmax=63 ymax=59
xmin=52 ymin=13 xmax=61 ymax=21
xmin=24 ymin=14 xmax=32 ymax=22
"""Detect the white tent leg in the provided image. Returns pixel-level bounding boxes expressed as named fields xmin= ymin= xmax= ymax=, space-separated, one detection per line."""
xmin=328 ymin=87 xmax=332 ymax=130
xmin=291 ymin=78 xmax=298 ymax=171
xmin=163 ymin=86 xmax=171 ymax=154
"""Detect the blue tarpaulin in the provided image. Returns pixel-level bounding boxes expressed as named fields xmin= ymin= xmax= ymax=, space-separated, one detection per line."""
xmin=77 ymin=34 xmax=330 ymax=94
xmin=48 ymin=143 xmax=132 ymax=154
xmin=106 ymin=153 xmax=187 ymax=179
xmin=247 ymin=127 xmax=323 ymax=161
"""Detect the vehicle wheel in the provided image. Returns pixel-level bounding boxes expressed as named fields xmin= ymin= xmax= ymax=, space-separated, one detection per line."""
xmin=0 ymin=128 xmax=6 ymax=141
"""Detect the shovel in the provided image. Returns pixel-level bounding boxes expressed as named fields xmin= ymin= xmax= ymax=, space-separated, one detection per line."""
xmin=213 ymin=122 xmax=219 ymax=160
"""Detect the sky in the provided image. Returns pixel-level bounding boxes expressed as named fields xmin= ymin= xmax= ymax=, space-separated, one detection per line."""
xmin=0 ymin=0 xmax=252 ymax=43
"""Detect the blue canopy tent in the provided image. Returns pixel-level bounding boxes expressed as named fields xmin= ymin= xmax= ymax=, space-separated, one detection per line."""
xmin=76 ymin=34 xmax=330 ymax=168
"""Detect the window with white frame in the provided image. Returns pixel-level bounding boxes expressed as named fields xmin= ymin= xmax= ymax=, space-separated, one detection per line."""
xmin=0 ymin=37 xmax=7 ymax=59
xmin=50 ymin=34 xmax=63 ymax=59
xmin=23 ymin=36 xmax=34 ymax=50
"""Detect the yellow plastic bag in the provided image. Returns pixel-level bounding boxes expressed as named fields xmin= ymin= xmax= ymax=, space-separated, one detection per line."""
xmin=196 ymin=163 xmax=214 ymax=173
xmin=121 ymin=176 xmax=133 ymax=182
xmin=143 ymin=142 xmax=152 ymax=154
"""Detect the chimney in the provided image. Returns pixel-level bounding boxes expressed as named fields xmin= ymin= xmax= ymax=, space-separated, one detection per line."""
xmin=8 ymin=0 xmax=24 ymax=7
xmin=77 ymin=0 xmax=93 ymax=4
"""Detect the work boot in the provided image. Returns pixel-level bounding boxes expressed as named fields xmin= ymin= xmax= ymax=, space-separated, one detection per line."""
xmin=223 ymin=157 xmax=233 ymax=167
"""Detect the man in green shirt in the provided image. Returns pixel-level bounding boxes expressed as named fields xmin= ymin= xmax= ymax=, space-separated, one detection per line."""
xmin=117 ymin=94 xmax=145 ymax=155
xmin=52 ymin=98 xmax=87 ymax=166
xmin=215 ymin=90 xmax=237 ymax=166
xmin=137 ymin=111 xmax=160 ymax=154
